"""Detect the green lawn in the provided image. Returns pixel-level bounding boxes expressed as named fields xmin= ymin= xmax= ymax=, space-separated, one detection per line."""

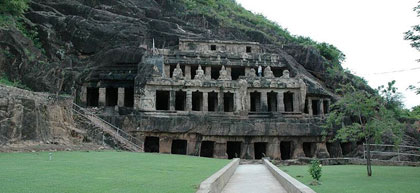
xmin=0 ymin=151 xmax=230 ymax=193
xmin=279 ymin=164 xmax=420 ymax=193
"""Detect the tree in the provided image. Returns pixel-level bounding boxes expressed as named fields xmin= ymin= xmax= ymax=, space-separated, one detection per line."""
xmin=405 ymin=2 xmax=420 ymax=51
xmin=0 ymin=0 xmax=29 ymax=16
xmin=323 ymin=84 xmax=403 ymax=176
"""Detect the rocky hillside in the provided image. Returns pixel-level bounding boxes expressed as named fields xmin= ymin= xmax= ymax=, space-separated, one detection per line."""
xmin=0 ymin=0 xmax=371 ymax=95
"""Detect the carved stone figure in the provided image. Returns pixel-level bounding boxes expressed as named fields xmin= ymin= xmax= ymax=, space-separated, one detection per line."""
xmin=264 ymin=66 xmax=274 ymax=78
xmin=248 ymin=68 xmax=257 ymax=78
xmin=194 ymin=65 xmax=205 ymax=80
xmin=218 ymin=65 xmax=231 ymax=80
xmin=299 ymin=78 xmax=307 ymax=112
xmin=172 ymin=63 xmax=184 ymax=80
xmin=239 ymin=79 xmax=248 ymax=111
xmin=282 ymin=70 xmax=290 ymax=78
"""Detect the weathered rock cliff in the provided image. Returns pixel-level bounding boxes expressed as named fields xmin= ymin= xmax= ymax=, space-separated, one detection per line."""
xmin=0 ymin=85 xmax=107 ymax=151
xmin=0 ymin=0 xmax=353 ymax=97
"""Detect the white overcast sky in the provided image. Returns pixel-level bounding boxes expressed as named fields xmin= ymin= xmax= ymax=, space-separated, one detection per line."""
xmin=237 ymin=0 xmax=420 ymax=108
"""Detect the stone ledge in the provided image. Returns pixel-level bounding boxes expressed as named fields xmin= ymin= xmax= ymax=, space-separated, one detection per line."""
xmin=196 ymin=158 xmax=240 ymax=193
xmin=263 ymin=158 xmax=316 ymax=193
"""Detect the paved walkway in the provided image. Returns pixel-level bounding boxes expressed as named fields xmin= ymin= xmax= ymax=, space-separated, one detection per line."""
xmin=221 ymin=164 xmax=287 ymax=193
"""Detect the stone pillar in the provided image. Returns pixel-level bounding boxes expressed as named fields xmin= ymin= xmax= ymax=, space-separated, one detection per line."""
xmin=159 ymin=136 xmax=172 ymax=154
xmin=234 ymin=91 xmax=241 ymax=112
xmin=203 ymin=92 xmax=208 ymax=112
xmin=267 ymin=138 xmax=281 ymax=160
xmin=80 ymin=86 xmax=87 ymax=105
xmin=245 ymin=67 xmax=251 ymax=76
xmin=134 ymin=93 xmax=141 ymax=110
xmin=185 ymin=65 xmax=191 ymax=80
xmin=187 ymin=136 xmax=199 ymax=156
xmin=319 ymin=99 xmax=325 ymax=115
xmin=243 ymin=142 xmax=253 ymax=159
xmin=118 ymin=87 xmax=125 ymax=107
xmin=261 ymin=91 xmax=268 ymax=112
xmin=246 ymin=92 xmax=251 ymax=112
xmin=99 ymin=88 xmax=106 ymax=107
xmin=277 ymin=91 xmax=284 ymax=112
xmin=308 ymin=98 xmax=313 ymax=116
xmin=324 ymin=99 xmax=330 ymax=114
xmin=218 ymin=91 xmax=224 ymax=112
xmin=169 ymin=90 xmax=175 ymax=111
xmin=186 ymin=91 xmax=192 ymax=111
xmin=214 ymin=142 xmax=227 ymax=159
xmin=226 ymin=67 xmax=232 ymax=79
xmin=293 ymin=91 xmax=300 ymax=113
xmin=292 ymin=141 xmax=305 ymax=158
xmin=164 ymin=64 xmax=171 ymax=78
xmin=205 ymin=66 xmax=211 ymax=80
xmin=315 ymin=142 xmax=330 ymax=158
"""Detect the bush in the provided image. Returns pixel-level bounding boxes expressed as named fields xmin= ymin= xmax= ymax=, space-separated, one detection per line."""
xmin=309 ymin=159 xmax=322 ymax=181
xmin=0 ymin=0 xmax=29 ymax=16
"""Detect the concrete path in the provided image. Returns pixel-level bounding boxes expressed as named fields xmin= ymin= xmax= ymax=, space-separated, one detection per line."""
xmin=221 ymin=164 xmax=287 ymax=193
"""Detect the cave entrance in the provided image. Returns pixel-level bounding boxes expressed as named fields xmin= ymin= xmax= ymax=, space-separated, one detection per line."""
xmin=124 ymin=87 xmax=134 ymax=107
xmin=227 ymin=141 xmax=241 ymax=159
xmin=254 ymin=142 xmax=267 ymax=159
xmin=304 ymin=99 xmax=309 ymax=114
xmin=171 ymin=139 xmax=187 ymax=155
xmin=267 ymin=91 xmax=278 ymax=112
xmin=284 ymin=92 xmax=294 ymax=112
xmin=250 ymin=91 xmax=261 ymax=112
xmin=144 ymin=136 xmax=159 ymax=153
xmin=208 ymin=92 xmax=218 ymax=112
xmin=280 ymin=141 xmax=292 ymax=160
xmin=312 ymin=99 xmax=320 ymax=115
xmin=106 ymin=88 xmax=118 ymax=107
xmin=303 ymin=142 xmax=316 ymax=158
xmin=323 ymin=100 xmax=329 ymax=114
xmin=175 ymin=90 xmax=186 ymax=111
xmin=341 ymin=142 xmax=352 ymax=156
xmin=246 ymin=46 xmax=252 ymax=53
xmin=224 ymin=92 xmax=234 ymax=112
xmin=231 ymin=67 xmax=245 ymax=80
xmin=191 ymin=65 xmax=198 ymax=80
xmin=271 ymin=67 xmax=283 ymax=77
xmin=156 ymin=90 xmax=170 ymax=110
xmin=87 ymin=87 xmax=99 ymax=107
xmin=192 ymin=91 xmax=203 ymax=111
xmin=211 ymin=66 xmax=222 ymax=80
xmin=200 ymin=141 xmax=214 ymax=158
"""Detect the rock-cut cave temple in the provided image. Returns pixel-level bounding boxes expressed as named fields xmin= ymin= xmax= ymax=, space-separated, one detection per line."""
xmin=78 ymin=39 xmax=334 ymax=159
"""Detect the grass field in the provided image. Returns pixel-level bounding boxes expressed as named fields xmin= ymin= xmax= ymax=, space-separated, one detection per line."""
xmin=0 ymin=151 xmax=230 ymax=193
xmin=279 ymin=164 xmax=420 ymax=193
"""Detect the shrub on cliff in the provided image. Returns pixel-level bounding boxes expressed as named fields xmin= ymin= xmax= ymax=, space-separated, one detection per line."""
xmin=0 ymin=0 xmax=29 ymax=16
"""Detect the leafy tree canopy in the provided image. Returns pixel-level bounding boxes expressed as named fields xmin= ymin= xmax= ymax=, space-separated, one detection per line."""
xmin=323 ymin=83 xmax=403 ymax=176
xmin=405 ymin=2 xmax=420 ymax=51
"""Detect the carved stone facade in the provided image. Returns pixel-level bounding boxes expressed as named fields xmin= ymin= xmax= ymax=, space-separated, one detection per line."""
xmin=79 ymin=39 xmax=334 ymax=160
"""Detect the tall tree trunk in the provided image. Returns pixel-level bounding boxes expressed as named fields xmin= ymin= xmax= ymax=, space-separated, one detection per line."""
xmin=366 ymin=138 xmax=372 ymax=176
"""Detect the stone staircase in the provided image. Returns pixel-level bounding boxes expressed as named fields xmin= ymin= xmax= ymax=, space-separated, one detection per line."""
xmin=72 ymin=103 xmax=143 ymax=152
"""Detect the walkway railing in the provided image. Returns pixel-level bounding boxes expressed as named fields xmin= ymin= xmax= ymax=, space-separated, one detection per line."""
xmin=363 ymin=143 xmax=420 ymax=161
xmin=72 ymin=102 xmax=143 ymax=151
